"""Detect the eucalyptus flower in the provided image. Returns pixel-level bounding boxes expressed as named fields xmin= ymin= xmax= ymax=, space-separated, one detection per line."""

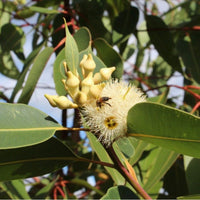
xmin=45 ymin=53 xmax=146 ymax=146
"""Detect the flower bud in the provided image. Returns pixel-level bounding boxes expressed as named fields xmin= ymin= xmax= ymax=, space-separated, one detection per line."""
xmin=93 ymin=67 xmax=116 ymax=84
xmin=88 ymin=83 xmax=105 ymax=99
xmin=44 ymin=94 xmax=58 ymax=107
xmin=65 ymin=71 xmax=80 ymax=97
xmin=74 ymin=91 xmax=87 ymax=106
xmin=53 ymin=96 xmax=78 ymax=109
xmin=81 ymin=54 xmax=96 ymax=77
xmin=81 ymin=72 xmax=94 ymax=95
xmin=80 ymin=54 xmax=88 ymax=77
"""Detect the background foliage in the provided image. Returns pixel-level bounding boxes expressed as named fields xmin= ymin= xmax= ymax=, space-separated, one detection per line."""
xmin=0 ymin=0 xmax=200 ymax=199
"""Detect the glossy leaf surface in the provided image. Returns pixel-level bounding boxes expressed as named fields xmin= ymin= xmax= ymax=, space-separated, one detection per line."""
xmin=0 ymin=103 xmax=61 ymax=149
xmin=0 ymin=137 xmax=77 ymax=181
xmin=127 ymin=102 xmax=200 ymax=158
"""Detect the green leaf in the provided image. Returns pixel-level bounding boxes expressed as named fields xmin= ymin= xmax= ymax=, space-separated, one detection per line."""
xmin=127 ymin=102 xmax=200 ymax=158
xmin=184 ymin=156 xmax=200 ymax=194
xmin=0 ymin=23 xmax=25 ymax=52
xmin=101 ymin=185 xmax=139 ymax=199
xmin=0 ymin=180 xmax=30 ymax=199
xmin=0 ymin=137 xmax=78 ymax=181
xmin=114 ymin=138 xmax=134 ymax=159
xmin=146 ymin=15 xmax=182 ymax=73
xmin=17 ymin=47 xmax=53 ymax=104
xmin=0 ymin=103 xmax=61 ymax=149
xmin=141 ymin=146 xmax=178 ymax=192
xmin=178 ymin=194 xmax=200 ymax=199
xmin=177 ymin=34 xmax=200 ymax=83
xmin=29 ymin=6 xmax=59 ymax=14
xmin=53 ymin=48 xmax=66 ymax=95
xmin=0 ymin=51 xmax=20 ymax=79
xmin=113 ymin=6 xmax=139 ymax=35
xmin=87 ymin=132 xmax=125 ymax=185
xmin=93 ymin=38 xmax=123 ymax=79
xmin=74 ymin=27 xmax=92 ymax=52
xmin=34 ymin=178 xmax=58 ymax=199
xmin=10 ymin=43 xmax=44 ymax=102
xmin=64 ymin=19 xmax=79 ymax=74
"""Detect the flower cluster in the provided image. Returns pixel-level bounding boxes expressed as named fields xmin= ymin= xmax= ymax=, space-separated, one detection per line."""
xmin=45 ymin=54 xmax=146 ymax=146
xmin=45 ymin=54 xmax=115 ymax=109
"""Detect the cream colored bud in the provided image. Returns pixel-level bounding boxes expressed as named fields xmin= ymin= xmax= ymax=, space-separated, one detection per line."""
xmin=53 ymin=96 xmax=78 ymax=109
xmin=74 ymin=91 xmax=87 ymax=106
xmin=88 ymin=83 xmax=105 ymax=99
xmin=81 ymin=72 xmax=94 ymax=95
xmin=80 ymin=54 xmax=88 ymax=77
xmin=63 ymin=62 xmax=68 ymax=76
xmin=100 ymin=67 xmax=116 ymax=80
xmin=93 ymin=67 xmax=116 ymax=84
xmin=44 ymin=94 xmax=58 ymax=107
xmin=81 ymin=54 xmax=96 ymax=77
xmin=65 ymin=71 xmax=80 ymax=97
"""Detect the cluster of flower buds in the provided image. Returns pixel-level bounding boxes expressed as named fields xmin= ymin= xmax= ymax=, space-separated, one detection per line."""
xmin=45 ymin=54 xmax=116 ymax=109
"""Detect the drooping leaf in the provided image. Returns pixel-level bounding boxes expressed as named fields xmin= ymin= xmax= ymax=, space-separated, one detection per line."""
xmin=127 ymin=102 xmax=200 ymax=158
xmin=17 ymin=47 xmax=53 ymax=104
xmin=0 ymin=180 xmax=30 ymax=199
xmin=0 ymin=103 xmax=61 ymax=149
xmin=0 ymin=137 xmax=78 ymax=181
xmin=146 ymin=15 xmax=182 ymax=73
xmin=64 ymin=20 xmax=79 ymax=74
xmin=93 ymin=38 xmax=123 ymax=79
xmin=101 ymin=185 xmax=139 ymax=199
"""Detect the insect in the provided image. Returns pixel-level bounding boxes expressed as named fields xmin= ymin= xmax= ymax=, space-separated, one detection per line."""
xmin=96 ymin=97 xmax=111 ymax=108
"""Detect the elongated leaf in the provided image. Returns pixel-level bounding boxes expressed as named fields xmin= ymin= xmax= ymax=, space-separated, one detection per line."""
xmin=64 ymin=20 xmax=79 ymax=74
xmin=146 ymin=15 xmax=182 ymax=73
xmin=0 ymin=180 xmax=30 ymax=199
xmin=10 ymin=43 xmax=44 ymax=102
xmin=30 ymin=6 xmax=59 ymax=14
xmin=101 ymin=185 xmax=139 ymax=199
xmin=93 ymin=38 xmax=123 ymax=79
xmin=142 ymin=146 xmax=178 ymax=192
xmin=34 ymin=178 xmax=58 ymax=199
xmin=0 ymin=137 xmax=78 ymax=181
xmin=127 ymin=102 xmax=200 ymax=158
xmin=178 ymin=194 xmax=200 ymax=199
xmin=87 ymin=132 xmax=125 ymax=185
xmin=17 ymin=47 xmax=53 ymax=104
xmin=53 ymin=48 xmax=66 ymax=95
xmin=0 ymin=103 xmax=61 ymax=149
